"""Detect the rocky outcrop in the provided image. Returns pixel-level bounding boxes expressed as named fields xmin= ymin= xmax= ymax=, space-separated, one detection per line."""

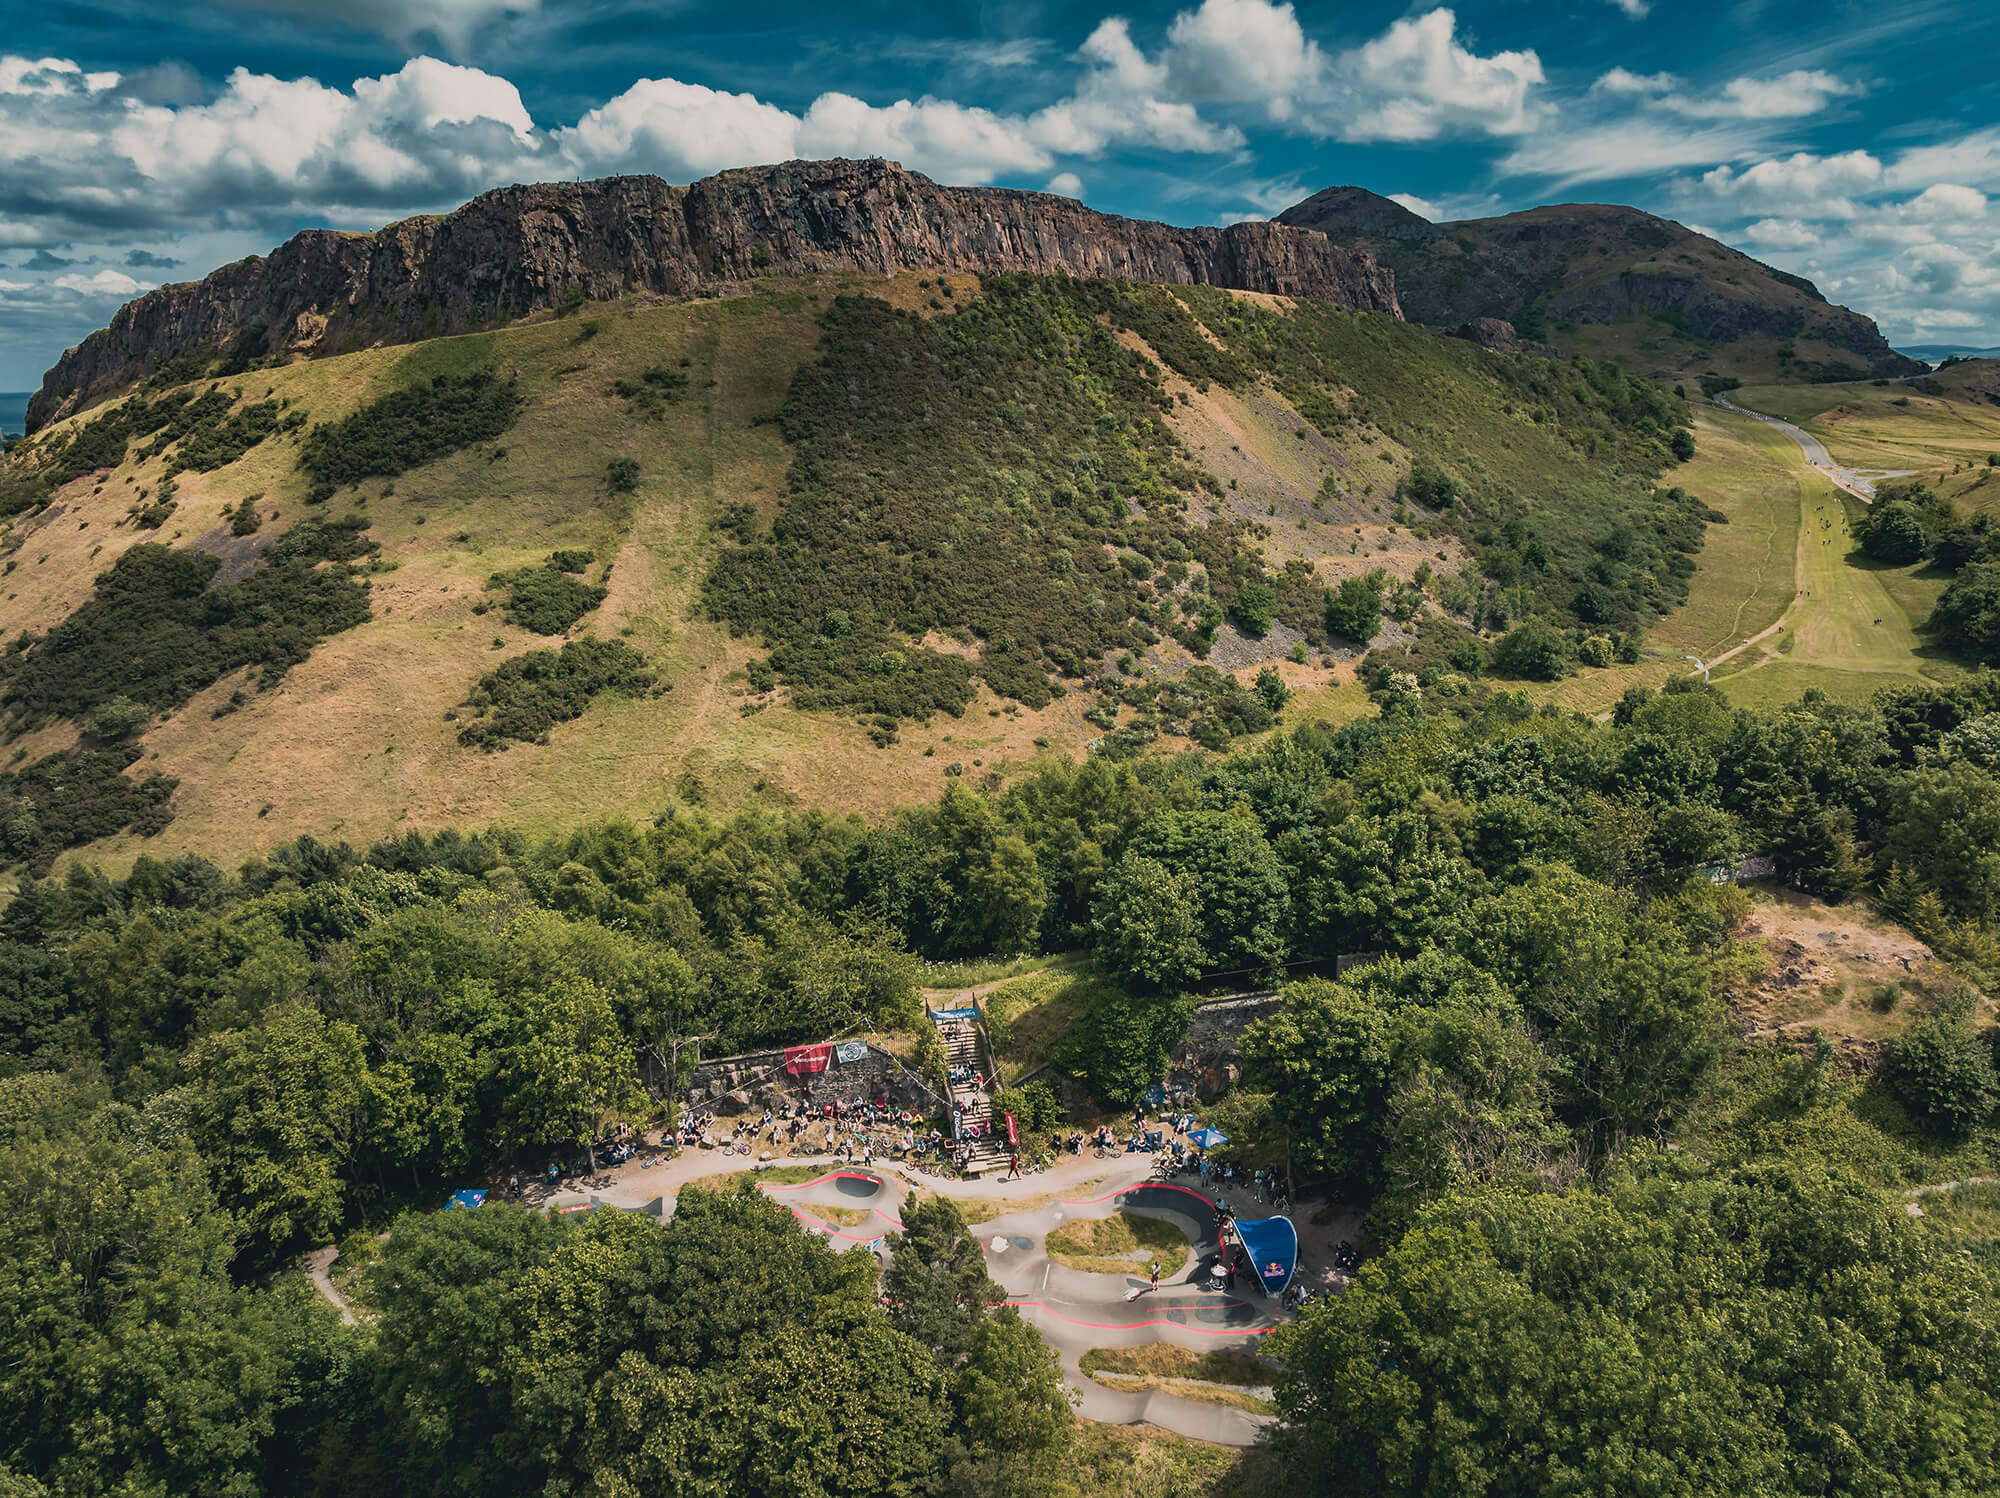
xmin=1451 ymin=318 xmax=1562 ymax=358
xmin=29 ymin=158 xmax=1399 ymax=431
xmin=1277 ymin=190 xmax=1924 ymax=379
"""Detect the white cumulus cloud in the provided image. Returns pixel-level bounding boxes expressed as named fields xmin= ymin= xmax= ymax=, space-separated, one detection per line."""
xmin=1688 ymin=151 xmax=1886 ymax=219
xmin=1335 ymin=8 xmax=1545 ymax=141
xmin=561 ymin=80 xmax=799 ymax=181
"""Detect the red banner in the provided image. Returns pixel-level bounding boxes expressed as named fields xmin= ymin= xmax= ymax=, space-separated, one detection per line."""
xmin=784 ymin=1043 xmax=832 ymax=1076
xmin=1004 ymin=1111 xmax=1018 ymax=1146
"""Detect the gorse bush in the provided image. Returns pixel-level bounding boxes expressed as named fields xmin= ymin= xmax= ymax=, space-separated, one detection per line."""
xmin=703 ymin=280 xmax=1287 ymax=723
xmin=456 ymin=637 xmax=653 ymax=749
xmin=700 ymin=278 xmax=1698 ymax=729
xmin=4 ymin=382 xmax=300 ymax=514
xmin=486 ymin=552 xmax=606 ymax=635
xmin=0 ymin=744 xmax=177 ymax=873
xmin=0 ymin=517 xmax=377 ymax=729
xmin=1174 ymin=287 xmax=1697 ymax=629
xmin=611 ymin=363 xmax=690 ymax=419
xmin=297 ymin=369 xmax=522 ymax=501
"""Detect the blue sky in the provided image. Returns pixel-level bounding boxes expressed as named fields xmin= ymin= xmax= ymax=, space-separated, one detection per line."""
xmin=2 ymin=0 xmax=1997 ymax=389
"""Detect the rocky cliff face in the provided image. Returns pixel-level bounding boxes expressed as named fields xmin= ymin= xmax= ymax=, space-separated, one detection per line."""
xmin=1279 ymin=188 xmax=1923 ymax=379
xmin=29 ymin=159 xmax=1399 ymax=431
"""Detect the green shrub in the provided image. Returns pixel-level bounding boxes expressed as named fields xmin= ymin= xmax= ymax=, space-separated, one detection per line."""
xmin=455 ymin=638 xmax=654 ymax=749
xmin=298 ymin=370 xmax=522 ymax=501
xmin=1491 ymin=617 xmax=1572 ymax=681
xmin=1056 ymin=984 xmax=1197 ymax=1106
xmin=84 ymin=697 xmax=149 ymax=742
xmin=1857 ymin=501 xmax=1930 ymax=564
xmin=1930 ymin=562 xmax=2000 ymax=664
xmin=1887 ymin=1013 xmax=1997 ymax=1138
xmin=1326 ymin=570 xmax=1389 ymax=643
xmin=605 ymin=458 xmax=641 ymax=495
xmin=0 ymin=744 xmax=177 ymax=873
xmin=487 ymin=554 xmax=607 ymax=635
xmin=1230 ymin=578 xmax=1277 ymax=636
xmin=0 ymin=518 xmax=377 ymax=727
xmin=1399 ymin=460 xmax=1459 ymax=510
xmin=991 ymin=1082 xmax=1063 ymax=1135
xmin=611 ymin=365 xmax=690 ymax=419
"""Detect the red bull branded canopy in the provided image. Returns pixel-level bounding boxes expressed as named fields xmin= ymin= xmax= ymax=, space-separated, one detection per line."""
xmin=1232 ymin=1215 xmax=1299 ymax=1297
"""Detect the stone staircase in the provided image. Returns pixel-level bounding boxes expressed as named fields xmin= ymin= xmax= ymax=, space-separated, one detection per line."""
xmin=938 ymin=1015 xmax=1012 ymax=1176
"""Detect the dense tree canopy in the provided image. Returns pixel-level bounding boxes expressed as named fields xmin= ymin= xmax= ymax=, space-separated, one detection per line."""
xmin=1269 ymin=1154 xmax=2000 ymax=1498
xmin=0 ymin=658 xmax=1998 ymax=1495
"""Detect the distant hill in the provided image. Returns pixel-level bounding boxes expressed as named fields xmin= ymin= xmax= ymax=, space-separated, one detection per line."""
xmin=1278 ymin=187 xmax=1923 ymax=385
xmin=27 ymin=159 xmax=1397 ymax=432
xmin=1901 ymin=345 xmax=2000 ymax=365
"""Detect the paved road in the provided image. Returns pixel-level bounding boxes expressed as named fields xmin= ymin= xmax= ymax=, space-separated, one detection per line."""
xmin=1712 ymin=393 xmax=1912 ymax=501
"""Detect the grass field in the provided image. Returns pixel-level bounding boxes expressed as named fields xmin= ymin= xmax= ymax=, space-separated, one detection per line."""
xmin=1701 ymin=477 xmax=1954 ymax=708
xmin=10 ymin=269 xmax=1661 ymax=875
xmin=0 ymin=277 xmax=1968 ymax=877
xmin=2 ymin=280 xmax=1141 ymax=872
xmin=1734 ymin=367 xmax=2000 ymax=514
xmin=1534 ymin=403 xmax=1957 ymax=715
xmin=1046 ymin=1210 xmax=1192 ymax=1275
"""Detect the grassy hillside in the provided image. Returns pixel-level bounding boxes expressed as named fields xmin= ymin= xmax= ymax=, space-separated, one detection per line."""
xmin=1735 ymin=361 xmax=2000 ymax=513
xmin=0 ymin=272 xmax=1690 ymax=873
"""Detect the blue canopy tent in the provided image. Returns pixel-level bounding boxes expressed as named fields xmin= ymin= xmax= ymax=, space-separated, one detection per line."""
xmin=1232 ymin=1215 xmax=1299 ymax=1297
xmin=1187 ymin=1126 xmax=1228 ymax=1150
xmin=444 ymin=1189 xmax=487 ymax=1211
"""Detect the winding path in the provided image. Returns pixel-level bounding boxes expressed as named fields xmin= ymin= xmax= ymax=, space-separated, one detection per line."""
xmin=1712 ymin=393 xmax=1913 ymax=501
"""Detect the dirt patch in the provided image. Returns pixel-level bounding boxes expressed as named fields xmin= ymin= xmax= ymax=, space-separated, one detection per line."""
xmin=188 ymin=522 xmax=279 ymax=586
xmin=1729 ymin=887 xmax=1968 ymax=1051
xmin=918 ymin=628 xmax=981 ymax=660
